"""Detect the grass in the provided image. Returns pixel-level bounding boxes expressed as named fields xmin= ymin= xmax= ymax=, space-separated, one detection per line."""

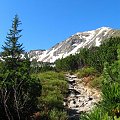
xmin=89 ymin=75 xmax=103 ymax=89
xmin=34 ymin=71 xmax=68 ymax=119
xmin=76 ymin=67 xmax=98 ymax=78
xmin=75 ymin=67 xmax=103 ymax=89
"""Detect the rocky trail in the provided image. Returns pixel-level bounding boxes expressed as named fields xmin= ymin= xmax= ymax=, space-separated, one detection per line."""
xmin=64 ymin=74 xmax=101 ymax=120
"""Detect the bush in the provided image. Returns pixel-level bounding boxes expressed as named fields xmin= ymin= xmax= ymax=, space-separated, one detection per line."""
xmin=76 ymin=67 xmax=97 ymax=78
xmin=36 ymin=71 xmax=68 ymax=119
xmin=80 ymin=107 xmax=112 ymax=120
xmin=49 ymin=108 xmax=68 ymax=120
xmin=89 ymin=75 xmax=103 ymax=89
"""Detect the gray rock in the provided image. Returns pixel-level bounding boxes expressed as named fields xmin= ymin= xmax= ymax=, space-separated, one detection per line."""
xmin=65 ymin=75 xmax=101 ymax=113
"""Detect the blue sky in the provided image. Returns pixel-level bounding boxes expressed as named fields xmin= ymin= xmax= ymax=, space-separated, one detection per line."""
xmin=0 ymin=0 xmax=120 ymax=51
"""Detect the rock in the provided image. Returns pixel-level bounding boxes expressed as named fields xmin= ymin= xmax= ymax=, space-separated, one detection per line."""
xmin=64 ymin=74 xmax=101 ymax=114
xmin=70 ymin=75 xmax=77 ymax=79
xmin=88 ymin=97 xmax=93 ymax=101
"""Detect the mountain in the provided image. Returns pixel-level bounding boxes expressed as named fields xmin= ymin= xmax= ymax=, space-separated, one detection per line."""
xmin=28 ymin=27 xmax=120 ymax=63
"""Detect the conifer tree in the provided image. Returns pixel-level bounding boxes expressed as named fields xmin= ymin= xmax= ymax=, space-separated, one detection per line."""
xmin=0 ymin=15 xmax=41 ymax=120
xmin=2 ymin=15 xmax=24 ymax=71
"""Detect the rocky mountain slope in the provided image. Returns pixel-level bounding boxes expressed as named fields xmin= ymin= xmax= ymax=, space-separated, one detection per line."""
xmin=28 ymin=27 xmax=120 ymax=63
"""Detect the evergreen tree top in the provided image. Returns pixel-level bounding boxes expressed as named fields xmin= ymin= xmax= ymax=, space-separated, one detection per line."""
xmin=2 ymin=15 xmax=24 ymax=59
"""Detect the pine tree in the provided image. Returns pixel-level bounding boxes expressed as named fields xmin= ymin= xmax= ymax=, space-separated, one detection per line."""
xmin=0 ymin=15 xmax=42 ymax=120
xmin=2 ymin=15 xmax=24 ymax=71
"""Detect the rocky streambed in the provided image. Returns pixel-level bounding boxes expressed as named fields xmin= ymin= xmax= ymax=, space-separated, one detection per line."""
xmin=64 ymin=74 xmax=101 ymax=120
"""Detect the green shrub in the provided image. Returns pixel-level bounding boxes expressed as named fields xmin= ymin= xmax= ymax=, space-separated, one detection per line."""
xmin=114 ymin=117 xmax=120 ymax=120
xmin=89 ymin=75 xmax=103 ymax=89
xmin=36 ymin=71 xmax=68 ymax=119
xmin=49 ymin=108 xmax=68 ymax=120
xmin=80 ymin=107 xmax=112 ymax=120
xmin=76 ymin=67 xmax=97 ymax=78
xmin=101 ymin=82 xmax=120 ymax=117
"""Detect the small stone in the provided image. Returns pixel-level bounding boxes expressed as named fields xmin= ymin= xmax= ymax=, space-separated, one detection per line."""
xmin=89 ymin=97 xmax=93 ymax=101
xmin=73 ymin=100 xmax=76 ymax=104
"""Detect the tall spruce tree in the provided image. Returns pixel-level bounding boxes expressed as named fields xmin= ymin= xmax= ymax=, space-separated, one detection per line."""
xmin=2 ymin=15 xmax=24 ymax=71
xmin=0 ymin=15 xmax=41 ymax=120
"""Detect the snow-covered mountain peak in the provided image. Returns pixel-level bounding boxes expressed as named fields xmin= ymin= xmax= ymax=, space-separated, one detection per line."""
xmin=96 ymin=26 xmax=111 ymax=30
xmin=76 ymin=26 xmax=111 ymax=35
xmin=28 ymin=27 xmax=117 ymax=63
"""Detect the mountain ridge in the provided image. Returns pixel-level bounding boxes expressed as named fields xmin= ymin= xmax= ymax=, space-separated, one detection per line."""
xmin=28 ymin=27 xmax=120 ymax=63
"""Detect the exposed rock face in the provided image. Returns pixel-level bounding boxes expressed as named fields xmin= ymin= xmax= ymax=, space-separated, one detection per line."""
xmin=65 ymin=74 xmax=101 ymax=119
xmin=28 ymin=49 xmax=45 ymax=61
xmin=28 ymin=27 xmax=120 ymax=63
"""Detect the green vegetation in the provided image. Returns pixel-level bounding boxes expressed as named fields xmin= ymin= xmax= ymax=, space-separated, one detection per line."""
xmin=80 ymin=47 xmax=120 ymax=119
xmin=89 ymin=75 xmax=103 ymax=89
xmin=1 ymin=15 xmax=120 ymax=120
xmin=55 ymin=37 xmax=120 ymax=73
xmin=30 ymin=60 xmax=55 ymax=73
xmin=0 ymin=15 xmax=68 ymax=120
xmin=0 ymin=15 xmax=42 ymax=120
xmin=55 ymin=36 xmax=120 ymax=119
xmin=76 ymin=67 xmax=97 ymax=78
xmin=80 ymin=107 xmax=111 ymax=120
xmin=49 ymin=108 xmax=68 ymax=120
xmin=56 ymin=54 xmax=78 ymax=71
xmin=36 ymin=71 xmax=68 ymax=119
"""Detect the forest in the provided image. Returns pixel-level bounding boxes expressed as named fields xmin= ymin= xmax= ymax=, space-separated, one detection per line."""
xmin=1 ymin=15 xmax=120 ymax=120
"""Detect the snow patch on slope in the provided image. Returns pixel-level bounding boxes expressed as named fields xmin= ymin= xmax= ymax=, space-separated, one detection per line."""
xmin=29 ymin=27 xmax=114 ymax=63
